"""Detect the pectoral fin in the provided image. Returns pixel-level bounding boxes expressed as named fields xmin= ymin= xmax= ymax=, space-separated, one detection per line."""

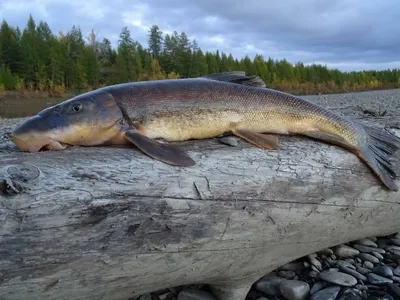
xmin=123 ymin=129 xmax=196 ymax=166
xmin=232 ymin=129 xmax=278 ymax=150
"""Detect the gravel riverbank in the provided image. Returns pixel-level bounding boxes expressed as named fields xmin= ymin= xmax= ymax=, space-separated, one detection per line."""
xmin=136 ymin=232 xmax=400 ymax=300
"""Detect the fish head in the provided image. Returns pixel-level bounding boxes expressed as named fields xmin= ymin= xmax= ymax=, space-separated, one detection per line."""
xmin=11 ymin=90 xmax=124 ymax=152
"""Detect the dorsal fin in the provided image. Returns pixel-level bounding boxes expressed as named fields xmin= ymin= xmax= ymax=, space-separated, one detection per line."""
xmin=201 ymin=71 xmax=267 ymax=88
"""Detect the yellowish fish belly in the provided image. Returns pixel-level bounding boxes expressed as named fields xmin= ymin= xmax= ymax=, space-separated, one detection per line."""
xmin=139 ymin=110 xmax=243 ymax=141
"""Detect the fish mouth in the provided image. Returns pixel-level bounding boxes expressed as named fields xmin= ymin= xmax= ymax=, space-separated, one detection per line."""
xmin=39 ymin=139 xmax=71 ymax=152
xmin=10 ymin=134 xmax=71 ymax=152
xmin=10 ymin=114 xmax=73 ymax=152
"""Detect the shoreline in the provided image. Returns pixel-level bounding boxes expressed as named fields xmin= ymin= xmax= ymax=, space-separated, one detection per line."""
xmin=1 ymin=87 xmax=400 ymax=120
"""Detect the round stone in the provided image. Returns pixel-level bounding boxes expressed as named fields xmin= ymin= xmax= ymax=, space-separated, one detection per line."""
xmin=319 ymin=270 xmax=357 ymax=287
xmin=335 ymin=245 xmax=360 ymax=258
xmin=367 ymin=273 xmax=393 ymax=285
xmin=310 ymin=286 xmax=341 ymax=300
xmin=279 ymin=280 xmax=310 ymax=300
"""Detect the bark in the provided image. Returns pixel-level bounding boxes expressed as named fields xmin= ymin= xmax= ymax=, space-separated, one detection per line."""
xmin=1 ymin=90 xmax=400 ymax=300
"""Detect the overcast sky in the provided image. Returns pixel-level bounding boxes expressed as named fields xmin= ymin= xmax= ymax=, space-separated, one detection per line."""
xmin=1 ymin=0 xmax=399 ymax=72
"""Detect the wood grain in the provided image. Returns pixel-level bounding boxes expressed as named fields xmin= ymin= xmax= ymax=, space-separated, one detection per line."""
xmin=1 ymin=90 xmax=400 ymax=300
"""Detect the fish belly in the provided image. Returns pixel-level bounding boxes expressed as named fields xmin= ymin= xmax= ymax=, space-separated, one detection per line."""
xmin=137 ymin=107 xmax=327 ymax=142
xmin=138 ymin=109 xmax=243 ymax=141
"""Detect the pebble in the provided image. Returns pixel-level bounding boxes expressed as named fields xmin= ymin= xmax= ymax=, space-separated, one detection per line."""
xmin=386 ymin=246 xmax=400 ymax=256
xmin=355 ymin=239 xmax=378 ymax=248
xmin=139 ymin=295 xmax=152 ymax=300
xmin=356 ymin=265 xmax=372 ymax=275
xmin=325 ymin=258 xmax=337 ymax=267
xmin=177 ymin=289 xmax=216 ymax=300
xmin=319 ymin=270 xmax=357 ymax=286
xmin=279 ymin=280 xmax=310 ymax=300
xmin=279 ymin=262 xmax=305 ymax=271
xmin=355 ymin=284 xmax=368 ymax=291
xmin=308 ymin=270 xmax=319 ymax=278
xmin=310 ymin=282 xmax=326 ymax=295
xmin=393 ymin=266 xmax=400 ymax=276
xmin=218 ymin=136 xmax=238 ymax=147
xmin=310 ymin=286 xmax=341 ymax=300
xmin=335 ymin=245 xmax=360 ymax=258
xmin=278 ymin=270 xmax=296 ymax=280
xmin=310 ymin=265 xmax=320 ymax=273
xmin=340 ymin=267 xmax=367 ymax=281
xmin=384 ymin=253 xmax=400 ymax=262
xmin=390 ymin=275 xmax=400 ymax=282
xmin=367 ymin=273 xmax=393 ymax=285
xmin=337 ymin=260 xmax=356 ymax=270
xmin=372 ymin=266 xmax=393 ymax=277
xmin=345 ymin=258 xmax=356 ymax=265
xmin=158 ymin=292 xmax=172 ymax=300
xmin=359 ymin=253 xmax=380 ymax=264
xmin=328 ymin=268 xmax=340 ymax=272
xmin=308 ymin=254 xmax=322 ymax=271
xmin=371 ymin=251 xmax=384 ymax=260
xmin=255 ymin=276 xmax=286 ymax=296
xmin=387 ymin=283 xmax=400 ymax=298
xmin=363 ymin=261 xmax=374 ymax=269
xmin=383 ymin=295 xmax=394 ymax=300
xmin=337 ymin=288 xmax=363 ymax=300
xmin=353 ymin=244 xmax=385 ymax=254
xmin=366 ymin=284 xmax=381 ymax=290
xmin=317 ymin=248 xmax=334 ymax=256
xmin=390 ymin=238 xmax=400 ymax=246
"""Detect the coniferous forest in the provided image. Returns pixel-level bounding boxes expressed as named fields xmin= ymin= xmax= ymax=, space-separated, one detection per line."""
xmin=1 ymin=15 xmax=400 ymax=97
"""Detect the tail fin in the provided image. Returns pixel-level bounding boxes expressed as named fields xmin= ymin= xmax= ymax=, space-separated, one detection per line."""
xmin=358 ymin=126 xmax=400 ymax=191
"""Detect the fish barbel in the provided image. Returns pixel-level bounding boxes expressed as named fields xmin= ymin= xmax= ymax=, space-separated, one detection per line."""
xmin=10 ymin=71 xmax=400 ymax=191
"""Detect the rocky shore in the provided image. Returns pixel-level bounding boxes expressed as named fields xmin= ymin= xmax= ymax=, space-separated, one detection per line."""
xmin=136 ymin=232 xmax=400 ymax=300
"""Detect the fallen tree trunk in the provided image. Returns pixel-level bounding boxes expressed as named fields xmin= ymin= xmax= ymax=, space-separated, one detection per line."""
xmin=1 ymin=90 xmax=400 ymax=300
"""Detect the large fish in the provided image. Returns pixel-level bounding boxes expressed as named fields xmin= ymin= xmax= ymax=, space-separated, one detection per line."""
xmin=10 ymin=71 xmax=400 ymax=191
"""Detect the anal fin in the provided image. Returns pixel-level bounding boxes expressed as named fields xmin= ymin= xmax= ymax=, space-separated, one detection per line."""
xmin=123 ymin=129 xmax=196 ymax=166
xmin=232 ymin=128 xmax=278 ymax=150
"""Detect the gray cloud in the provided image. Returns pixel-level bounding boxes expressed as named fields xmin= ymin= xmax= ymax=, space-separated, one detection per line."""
xmin=1 ymin=0 xmax=399 ymax=71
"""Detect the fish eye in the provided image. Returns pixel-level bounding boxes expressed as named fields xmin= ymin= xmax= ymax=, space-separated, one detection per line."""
xmin=72 ymin=103 xmax=83 ymax=113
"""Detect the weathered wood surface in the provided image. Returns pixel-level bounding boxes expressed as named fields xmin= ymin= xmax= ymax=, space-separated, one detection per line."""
xmin=1 ymin=90 xmax=400 ymax=300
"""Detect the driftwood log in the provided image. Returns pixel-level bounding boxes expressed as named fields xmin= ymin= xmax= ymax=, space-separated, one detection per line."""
xmin=1 ymin=90 xmax=400 ymax=300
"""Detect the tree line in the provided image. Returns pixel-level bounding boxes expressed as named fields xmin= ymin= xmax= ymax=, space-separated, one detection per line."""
xmin=0 ymin=15 xmax=399 ymax=96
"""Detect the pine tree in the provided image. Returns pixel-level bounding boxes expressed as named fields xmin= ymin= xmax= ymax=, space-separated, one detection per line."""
xmin=148 ymin=25 xmax=163 ymax=58
xmin=97 ymin=38 xmax=117 ymax=84
xmin=0 ymin=15 xmax=399 ymax=96
xmin=0 ymin=21 xmax=22 ymax=77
